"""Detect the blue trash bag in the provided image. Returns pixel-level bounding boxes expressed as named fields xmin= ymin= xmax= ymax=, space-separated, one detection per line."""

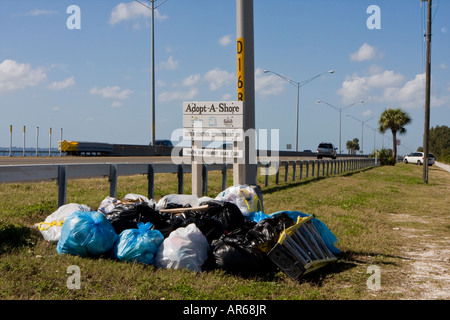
xmin=56 ymin=211 xmax=118 ymax=257
xmin=112 ymin=222 xmax=164 ymax=265
xmin=246 ymin=211 xmax=270 ymax=223
xmin=246 ymin=210 xmax=340 ymax=255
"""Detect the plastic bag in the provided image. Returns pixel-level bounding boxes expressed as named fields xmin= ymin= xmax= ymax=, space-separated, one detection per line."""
xmin=112 ymin=222 xmax=164 ymax=265
xmin=210 ymin=213 xmax=294 ymax=275
xmin=36 ymin=203 xmax=92 ymax=243
xmin=267 ymin=211 xmax=340 ymax=254
xmin=99 ymin=193 xmax=155 ymax=214
xmin=56 ymin=211 xmax=118 ymax=257
xmin=155 ymin=194 xmax=200 ymax=210
xmin=215 ymin=185 xmax=262 ymax=217
xmin=156 ymin=223 xmax=210 ymax=272
xmin=151 ymin=200 xmax=244 ymax=243
xmin=104 ymin=201 xmax=160 ymax=235
xmin=199 ymin=200 xmax=245 ymax=234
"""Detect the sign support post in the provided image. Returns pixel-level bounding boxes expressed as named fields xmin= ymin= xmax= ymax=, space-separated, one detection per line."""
xmin=236 ymin=0 xmax=257 ymax=186
xmin=183 ymin=101 xmax=244 ymax=197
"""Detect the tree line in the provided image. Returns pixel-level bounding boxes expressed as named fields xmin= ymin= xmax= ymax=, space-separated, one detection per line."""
xmin=429 ymin=125 xmax=450 ymax=163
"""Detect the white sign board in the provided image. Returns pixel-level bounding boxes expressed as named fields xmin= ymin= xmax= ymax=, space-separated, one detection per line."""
xmin=183 ymin=101 xmax=244 ymax=141
xmin=183 ymin=148 xmax=243 ymax=158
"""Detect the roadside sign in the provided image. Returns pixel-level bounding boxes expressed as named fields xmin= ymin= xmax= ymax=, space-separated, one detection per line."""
xmin=183 ymin=101 xmax=244 ymax=141
xmin=183 ymin=148 xmax=243 ymax=158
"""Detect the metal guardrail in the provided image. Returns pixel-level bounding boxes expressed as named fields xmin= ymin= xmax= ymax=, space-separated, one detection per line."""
xmin=0 ymin=158 xmax=376 ymax=207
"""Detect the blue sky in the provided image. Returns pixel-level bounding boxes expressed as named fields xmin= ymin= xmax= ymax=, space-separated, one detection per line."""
xmin=1 ymin=0 xmax=449 ymax=155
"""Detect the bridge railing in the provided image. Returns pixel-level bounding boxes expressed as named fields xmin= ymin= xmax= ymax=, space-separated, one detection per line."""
xmin=0 ymin=158 xmax=376 ymax=207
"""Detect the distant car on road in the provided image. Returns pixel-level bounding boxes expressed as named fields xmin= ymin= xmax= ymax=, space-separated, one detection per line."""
xmin=317 ymin=142 xmax=337 ymax=159
xmin=154 ymin=140 xmax=173 ymax=147
xmin=403 ymin=152 xmax=435 ymax=166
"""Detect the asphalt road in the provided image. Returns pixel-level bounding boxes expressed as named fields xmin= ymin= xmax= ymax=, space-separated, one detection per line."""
xmin=0 ymin=155 xmax=323 ymax=166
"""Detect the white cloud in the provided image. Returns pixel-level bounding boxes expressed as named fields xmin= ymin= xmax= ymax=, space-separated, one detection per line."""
xmin=337 ymin=69 xmax=404 ymax=104
xmin=219 ymin=35 xmax=232 ymax=46
xmin=111 ymin=101 xmax=123 ymax=108
xmin=350 ymin=43 xmax=377 ymax=62
xmin=109 ymin=2 xmax=167 ymax=24
xmin=26 ymin=9 xmax=58 ymax=16
xmin=338 ymin=70 xmax=449 ymax=108
xmin=382 ymin=73 xmax=425 ymax=106
xmin=182 ymin=74 xmax=201 ymax=87
xmin=221 ymin=93 xmax=232 ymax=100
xmin=362 ymin=110 xmax=373 ymax=117
xmin=48 ymin=76 xmax=75 ymax=90
xmin=160 ymin=56 xmax=179 ymax=70
xmin=366 ymin=70 xmax=404 ymax=87
xmin=255 ymin=68 xmax=286 ymax=97
xmin=89 ymin=86 xmax=133 ymax=100
xmin=158 ymin=88 xmax=199 ymax=102
xmin=0 ymin=59 xmax=47 ymax=94
xmin=203 ymin=68 xmax=234 ymax=91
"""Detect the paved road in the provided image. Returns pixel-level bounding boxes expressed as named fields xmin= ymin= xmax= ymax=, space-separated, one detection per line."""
xmin=435 ymin=161 xmax=450 ymax=173
xmin=0 ymin=155 xmax=324 ymax=166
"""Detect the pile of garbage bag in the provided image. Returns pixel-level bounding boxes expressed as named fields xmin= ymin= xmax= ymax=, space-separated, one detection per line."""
xmin=36 ymin=186 xmax=340 ymax=277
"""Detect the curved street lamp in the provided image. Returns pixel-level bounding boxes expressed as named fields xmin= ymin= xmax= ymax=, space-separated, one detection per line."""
xmin=135 ymin=0 xmax=168 ymax=145
xmin=263 ymin=69 xmax=334 ymax=152
xmin=316 ymin=100 xmax=364 ymax=154
xmin=346 ymin=114 xmax=375 ymax=154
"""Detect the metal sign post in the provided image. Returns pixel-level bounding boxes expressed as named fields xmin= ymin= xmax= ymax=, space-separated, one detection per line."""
xmin=236 ymin=0 xmax=257 ymax=186
xmin=183 ymin=101 xmax=244 ymax=197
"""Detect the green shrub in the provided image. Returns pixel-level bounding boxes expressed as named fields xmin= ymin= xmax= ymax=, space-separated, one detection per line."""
xmin=377 ymin=149 xmax=396 ymax=166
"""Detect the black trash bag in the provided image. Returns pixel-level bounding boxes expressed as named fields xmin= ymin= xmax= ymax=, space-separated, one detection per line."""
xmin=180 ymin=215 xmax=224 ymax=244
xmin=154 ymin=200 xmax=245 ymax=243
xmin=208 ymin=213 xmax=295 ymax=275
xmin=105 ymin=202 xmax=160 ymax=234
xmin=199 ymin=200 xmax=245 ymax=234
xmin=153 ymin=210 xmax=224 ymax=242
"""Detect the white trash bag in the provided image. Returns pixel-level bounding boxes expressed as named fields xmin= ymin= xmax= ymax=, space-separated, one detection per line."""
xmin=36 ymin=203 xmax=92 ymax=243
xmin=215 ymin=185 xmax=262 ymax=217
xmin=155 ymin=194 xmax=200 ymax=210
xmin=156 ymin=223 xmax=210 ymax=272
xmin=98 ymin=193 xmax=155 ymax=214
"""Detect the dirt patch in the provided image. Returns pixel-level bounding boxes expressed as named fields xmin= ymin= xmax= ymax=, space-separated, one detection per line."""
xmin=389 ymin=213 xmax=450 ymax=300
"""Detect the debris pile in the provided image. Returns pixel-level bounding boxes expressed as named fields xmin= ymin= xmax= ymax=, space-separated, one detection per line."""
xmin=36 ymin=185 xmax=340 ymax=278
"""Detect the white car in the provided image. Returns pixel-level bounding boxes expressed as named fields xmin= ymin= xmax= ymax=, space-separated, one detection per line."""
xmin=403 ymin=152 xmax=435 ymax=166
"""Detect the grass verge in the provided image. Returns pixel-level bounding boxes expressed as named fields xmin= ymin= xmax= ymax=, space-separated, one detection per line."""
xmin=0 ymin=162 xmax=448 ymax=300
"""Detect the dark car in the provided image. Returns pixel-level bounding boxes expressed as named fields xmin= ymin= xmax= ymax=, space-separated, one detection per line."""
xmin=317 ymin=142 xmax=337 ymax=159
xmin=154 ymin=140 xmax=173 ymax=147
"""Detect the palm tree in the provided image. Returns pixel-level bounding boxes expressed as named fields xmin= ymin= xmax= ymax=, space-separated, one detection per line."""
xmin=346 ymin=138 xmax=360 ymax=155
xmin=378 ymin=108 xmax=412 ymax=163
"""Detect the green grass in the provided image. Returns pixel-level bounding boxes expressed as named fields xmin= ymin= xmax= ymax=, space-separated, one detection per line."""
xmin=0 ymin=162 xmax=449 ymax=300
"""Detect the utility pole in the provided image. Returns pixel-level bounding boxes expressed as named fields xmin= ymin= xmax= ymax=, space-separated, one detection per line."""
xmin=236 ymin=0 xmax=256 ymax=186
xmin=150 ymin=0 xmax=156 ymax=146
xmin=423 ymin=0 xmax=432 ymax=184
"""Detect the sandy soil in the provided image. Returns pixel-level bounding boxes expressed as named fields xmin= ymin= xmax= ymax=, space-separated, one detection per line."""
xmin=388 ymin=212 xmax=449 ymax=299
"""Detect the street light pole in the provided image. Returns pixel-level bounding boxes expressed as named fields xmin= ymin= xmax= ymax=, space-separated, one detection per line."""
xmin=316 ymin=100 xmax=364 ymax=154
xmin=135 ymin=0 xmax=167 ymax=145
xmin=151 ymin=0 xmax=155 ymax=146
xmin=346 ymin=115 xmax=375 ymax=154
xmin=264 ymin=69 xmax=334 ymax=152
